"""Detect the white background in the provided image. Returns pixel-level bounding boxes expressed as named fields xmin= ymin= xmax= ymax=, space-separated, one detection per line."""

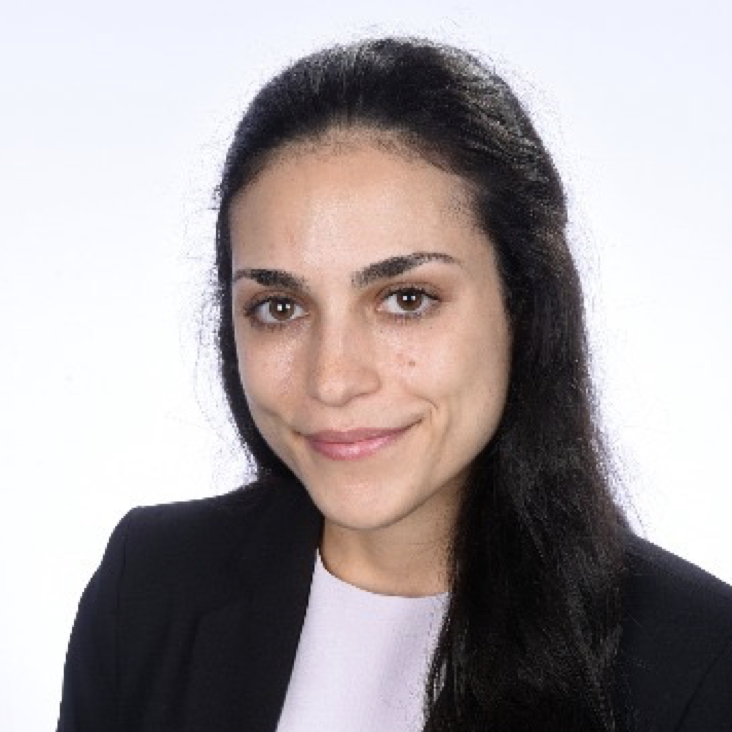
xmin=1 ymin=1 xmax=730 ymax=729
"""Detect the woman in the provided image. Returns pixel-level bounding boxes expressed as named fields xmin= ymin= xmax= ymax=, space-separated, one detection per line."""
xmin=57 ymin=36 xmax=732 ymax=731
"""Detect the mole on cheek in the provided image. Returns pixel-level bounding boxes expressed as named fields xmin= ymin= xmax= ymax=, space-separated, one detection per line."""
xmin=394 ymin=350 xmax=417 ymax=370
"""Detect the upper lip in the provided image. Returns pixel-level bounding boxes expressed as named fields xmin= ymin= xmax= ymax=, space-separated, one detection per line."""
xmin=305 ymin=425 xmax=414 ymax=443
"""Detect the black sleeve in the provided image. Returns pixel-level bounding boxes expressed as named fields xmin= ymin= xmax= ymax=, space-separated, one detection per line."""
xmin=56 ymin=509 xmax=139 ymax=732
xmin=677 ymin=632 xmax=732 ymax=731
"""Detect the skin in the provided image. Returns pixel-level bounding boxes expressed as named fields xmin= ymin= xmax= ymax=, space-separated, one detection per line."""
xmin=229 ymin=131 xmax=511 ymax=597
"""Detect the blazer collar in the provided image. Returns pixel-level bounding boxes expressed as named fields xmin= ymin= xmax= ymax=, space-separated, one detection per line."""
xmin=182 ymin=478 xmax=324 ymax=732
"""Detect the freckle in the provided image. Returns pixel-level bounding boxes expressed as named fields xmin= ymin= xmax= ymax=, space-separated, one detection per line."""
xmin=408 ymin=359 xmax=416 ymax=368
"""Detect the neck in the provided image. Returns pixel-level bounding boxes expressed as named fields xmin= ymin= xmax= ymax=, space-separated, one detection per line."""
xmin=319 ymin=514 xmax=453 ymax=598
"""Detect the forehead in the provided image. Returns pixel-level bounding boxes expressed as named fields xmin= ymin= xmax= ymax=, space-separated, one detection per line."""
xmin=228 ymin=131 xmax=483 ymax=268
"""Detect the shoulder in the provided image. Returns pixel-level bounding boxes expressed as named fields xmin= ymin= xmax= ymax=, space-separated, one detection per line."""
xmin=617 ymin=532 xmax=732 ymax=730
xmin=621 ymin=532 xmax=732 ymax=649
xmin=59 ymin=477 xmax=322 ymax=729
xmin=102 ymin=475 xmax=322 ymax=610
xmin=122 ymin=476 xmax=304 ymax=550
xmin=623 ymin=531 xmax=732 ymax=626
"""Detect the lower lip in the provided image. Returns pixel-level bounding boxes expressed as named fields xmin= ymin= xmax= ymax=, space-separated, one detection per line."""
xmin=306 ymin=425 xmax=414 ymax=461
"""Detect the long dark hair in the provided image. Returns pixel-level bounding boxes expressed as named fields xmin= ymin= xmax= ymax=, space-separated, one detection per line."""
xmin=213 ymin=36 xmax=627 ymax=732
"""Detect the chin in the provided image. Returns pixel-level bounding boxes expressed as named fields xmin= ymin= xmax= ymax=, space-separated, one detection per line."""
xmin=307 ymin=479 xmax=427 ymax=533
xmin=322 ymin=510 xmax=410 ymax=534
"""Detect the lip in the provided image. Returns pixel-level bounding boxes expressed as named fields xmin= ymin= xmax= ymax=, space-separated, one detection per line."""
xmin=304 ymin=424 xmax=416 ymax=461
xmin=307 ymin=426 xmax=413 ymax=443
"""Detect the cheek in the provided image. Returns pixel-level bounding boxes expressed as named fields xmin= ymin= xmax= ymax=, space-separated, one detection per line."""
xmin=400 ymin=317 xmax=510 ymax=420
xmin=394 ymin=348 xmax=418 ymax=373
xmin=234 ymin=330 xmax=300 ymax=409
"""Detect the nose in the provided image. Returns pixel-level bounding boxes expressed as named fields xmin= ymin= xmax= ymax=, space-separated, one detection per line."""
xmin=305 ymin=315 xmax=381 ymax=407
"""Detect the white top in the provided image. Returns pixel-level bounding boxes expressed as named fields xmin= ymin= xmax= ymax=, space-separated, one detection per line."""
xmin=275 ymin=549 xmax=450 ymax=732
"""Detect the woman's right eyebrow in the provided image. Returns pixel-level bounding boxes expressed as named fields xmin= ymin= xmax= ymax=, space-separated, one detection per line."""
xmin=232 ymin=251 xmax=461 ymax=291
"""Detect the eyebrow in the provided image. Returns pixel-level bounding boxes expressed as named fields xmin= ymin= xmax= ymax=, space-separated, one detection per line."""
xmin=232 ymin=252 xmax=462 ymax=291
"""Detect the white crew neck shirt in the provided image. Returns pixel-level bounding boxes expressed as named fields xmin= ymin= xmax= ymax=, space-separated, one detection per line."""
xmin=275 ymin=548 xmax=450 ymax=732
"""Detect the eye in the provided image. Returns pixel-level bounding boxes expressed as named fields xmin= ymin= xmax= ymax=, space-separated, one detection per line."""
xmin=243 ymin=296 xmax=307 ymax=331
xmin=380 ymin=286 xmax=440 ymax=320
xmin=242 ymin=285 xmax=441 ymax=332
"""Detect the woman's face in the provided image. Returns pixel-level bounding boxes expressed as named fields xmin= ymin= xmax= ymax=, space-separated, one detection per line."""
xmin=229 ymin=135 xmax=511 ymax=542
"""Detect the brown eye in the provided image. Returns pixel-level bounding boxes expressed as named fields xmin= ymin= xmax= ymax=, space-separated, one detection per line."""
xmin=266 ymin=298 xmax=297 ymax=321
xmin=395 ymin=290 xmax=424 ymax=311
xmin=381 ymin=287 xmax=439 ymax=319
xmin=244 ymin=296 xmax=306 ymax=330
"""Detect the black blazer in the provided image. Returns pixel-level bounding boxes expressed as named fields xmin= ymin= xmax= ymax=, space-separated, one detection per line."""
xmin=57 ymin=476 xmax=732 ymax=732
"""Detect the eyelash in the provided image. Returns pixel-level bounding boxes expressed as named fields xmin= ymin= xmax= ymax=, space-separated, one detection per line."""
xmin=242 ymin=285 xmax=441 ymax=332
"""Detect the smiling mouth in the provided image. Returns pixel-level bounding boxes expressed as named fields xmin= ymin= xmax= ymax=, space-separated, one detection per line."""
xmin=304 ymin=424 xmax=415 ymax=460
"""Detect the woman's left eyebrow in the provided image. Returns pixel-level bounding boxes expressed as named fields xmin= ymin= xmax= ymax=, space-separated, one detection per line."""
xmin=232 ymin=251 xmax=462 ymax=291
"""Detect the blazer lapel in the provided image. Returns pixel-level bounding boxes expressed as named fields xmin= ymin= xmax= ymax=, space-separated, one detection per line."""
xmin=182 ymin=479 xmax=323 ymax=732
